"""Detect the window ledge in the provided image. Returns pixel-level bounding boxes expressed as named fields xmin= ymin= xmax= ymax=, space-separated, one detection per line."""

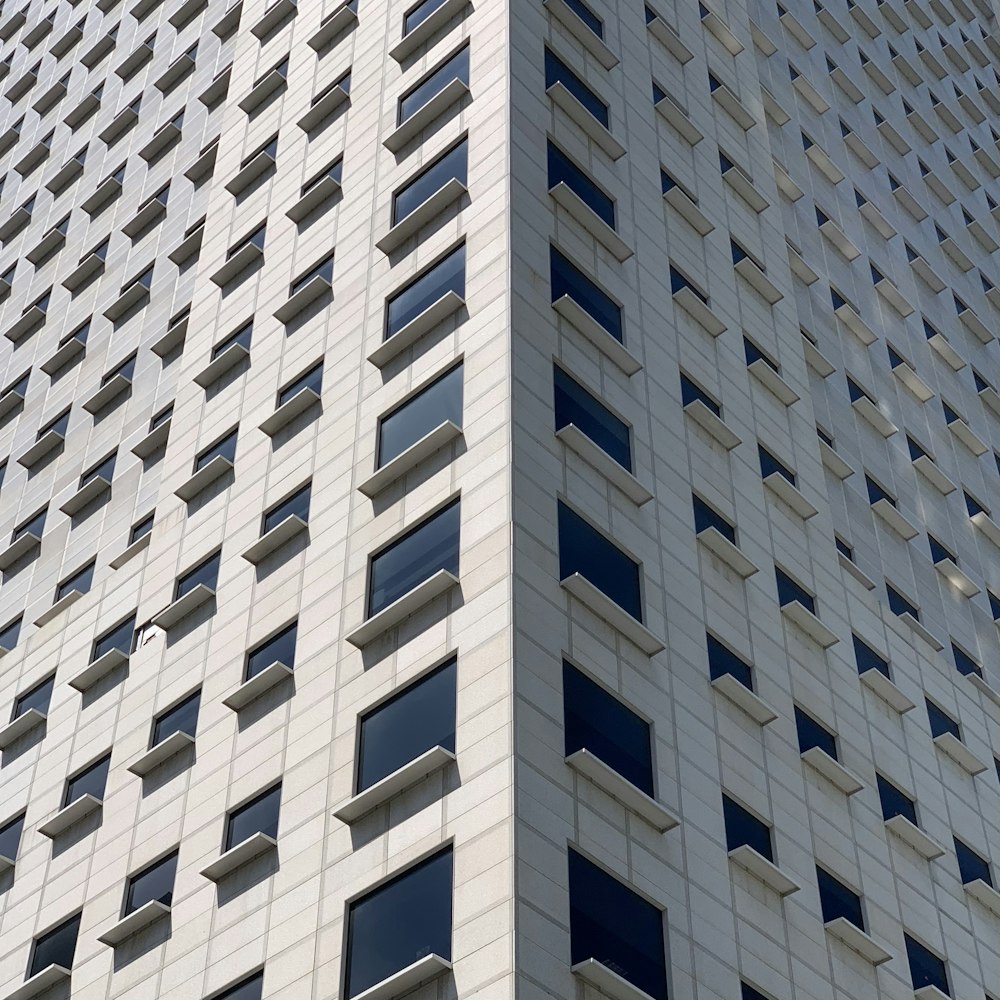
xmin=353 ymin=955 xmax=452 ymax=1000
xmin=763 ymin=472 xmax=817 ymax=520
xmin=127 ymin=731 xmax=194 ymax=777
xmin=138 ymin=123 xmax=182 ymax=163
xmin=721 ymin=165 xmax=768 ymax=212
xmin=237 ymin=69 xmax=287 ymax=115
xmin=672 ymin=285 xmax=726 ymax=336
xmin=851 ymin=396 xmax=896 ymax=438
xmin=970 ymin=510 xmax=1000 ymax=549
xmin=376 ymin=178 xmax=467 ymax=254
xmin=0 ymin=532 xmax=41 ymax=570
xmin=548 ymin=183 xmax=633 ymax=262
xmin=543 ymin=0 xmax=618 ymax=67
xmin=38 ymin=794 xmax=102 ymax=838
xmin=18 ymin=430 xmax=65 ymax=469
xmin=132 ymin=419 xmax=171 ymax=460
xmin=735 ymin=257 xmax=783 ymax=305
xmin=711 ymin=83 xmax=755 ymax=130
xmin=170 ymin=0 xmax=208 ymax=25
xmin=933 ymin=732 xmax=987 ymax=775
xmin=728 ymin=845 xmax=800 ymax=896
xmin=389 ymin=0 xmax=469 ymax=61
xmin=153 ymin=316 xmax=189 ymax=358
xmin=69 ymin=648 xmax=129 ymax=693
xmin=965 ymin=878 xmax=1000 ymax=915
xmin=210 ymin=244 xmax=264 ymax=287
xmin=747 ymin=358 xmax=796 ymax=404
xmin=892 ymin=361 xmax=934 ymax=404
xmin=833 ymin=303 xmax=876 ymax=345
xmin=259 ymin=387 xmax=322 ymax=436
xmin=859 ymin=668 xmax=914 ymax=714
xmin=334 ymin=745 xmax=455 ymax=823
xmin=818 ymin=442 xmax=852 ymax=479
xmin=298 ymin=79 xmax=352 ymax=131
xmin=561 ymin=573 xmax=663 ymax=655
xmin=360 ymin=421 xmax=462 ymax=498
xmin=884 ymin=815 xmax=945 ymax=860
xmin=194 ymin=344 xmax=249 ymax=388
xmin=911 ymin=456 xmax=954 ymax=495
xmin=663 ymin=183 xmax=713 ymax=236
xmin=646 ymin=11 xmax=693 ymax=62
xmin=274 ymin=275 xmax=332 ymax=324
xmin=175 ymin=455 xmax=234 ymax=501
xmin=546 ymin=82 xmax=625 ymax=160
xmin=934 ymin=557 xmax=979 ymax=597
xmin=927 ymin=333 xmax=965 ymax=371
xmin=893 ymin=611 xmax=943 ymax=652
xmin=970 ymin=672 xmax=1000 ymax=707
xmin=571 ymin=959 xmax=655 ymax=1000
xmin=565 ymin=748 xmax=678 ymax=831
xmin=683 ymin=400 xmax=739 ymax=450
xmin=788 ymin=247 xmax=819 ymax=289
xmin=121 ymin=200 xmax=166 ymax=238
xmin=654 ymin=93 xmax=703 ymax=145
xmin=368 ymin=291 xmax=465 ymax=368
xmin=948 ymin=418 xmax=987 ymax=456
xmin=286 ymin=175 xmax=342 ymax=222
xmin=838 ymin=554 xmax=875 ymax=590
xmin=223 ymin=662 xmax=293 ymax=712
xmin=697 ymin=527 xmax=757 ymax=578
xmin=308 ymin=2 xmax=358 ymax=49
xmin=913 ymin=988 xmax=950 ymax=1000
xmin=552 ymin=295 xmax=640 ymax=376
xmin=4 ymin=966 xmax=70 ymax=1000
xmin=3 ymin=307 xmax=46 ymax=344
xmin=385 ymin=79 xmax=469 ymax=153
xmin=0 ymin=390 xmax=26 ymax=421
xmin=110 ymin=532 xmax=152 ymax=569
xmin=780 ymin=600 xmax=838 ymax=648
xmin=35 ymin=588 xmax=84 ymax=628
xmin=347 ymin=569 xmax=460 ymax=647
xmin=801 ymin=746 xmax=863 ymax=795
xmin=870 ymin=498 xmax=918 ymax=540
xmin=711 ymin=673 xmax=777 ymax=725
xmin=824 ymin=918 xmax=892 ymax=965
xmin=200 ymin=832 xmax=277 ymax=882
xmin=82 ymin=374 xmax=131 ymax=414
xmin=556 ymin=425 xmax=651 ymax=506
xmin=97 ymin=900 xmax=170 ymax=947
xmin=242 ymin=515 xmax=308 ymax=564
xmin=60 ymin=476 xmax=111 ymax=517
xmin=151 ymin=584 xmax=215 ymax=631
xmin=0 ymin=708 xmax=46 ymax=750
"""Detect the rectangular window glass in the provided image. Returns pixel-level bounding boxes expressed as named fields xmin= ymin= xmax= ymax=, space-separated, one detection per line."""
xmin=887 ymin=584 xmax=918 ymax=619
xmin=81 ymin=452 xmax=115 ymax=487
xmin=0 ymin=617 xmax=22 ymax=651
xmin=357 ymin=658 xmax=456 ymax=791
xmin=392 ymin=139 xmax=467 ymax=226
xmin=29 ymin=914 xmax=81 ymax=977
xmin=561 ymin=0 xmax=603 ymax=35
xmin=554 ymin=366 xmax=630 ymax=471
xmin=926 ymin=699 xmax=960 ymax=740
xmin=876 ymin=773 xmax=917 ymax=824
xmin=399 ymin=45 xmax=469 ymax=124
xmin=368 ymin=499 xmax=460 ymax=616
xmin=853 ymin=635 xmax=889 ymax=679
xmin=775 ymin=568 xmax=815 ymax=614
xmin=706 ymin=634 xmax=753 ymax=689
xmin=263 ymin=484 xmax=310 ymax=533
xmin=56 ymin=562 xmax=94 ymax=602
xmin=692 ymin=495 xmax=735 ymax=543
xmin=680 ymin=373 xmax=720 ymax=416
xmin=379 ymin=364 xmax=463 ymax=467
xmin=212 ymin=321 xmax=252 ymax=359
xmin=816 ymin=867 xmax=865 ymax=928
xmin=125 ymin=851 xmax=178 ymax=914
xmin=544 ymin=48 xmax=609 ymax=127
xmin=302 ymin=158 xmax=343 ymax=195
xmin=103 ymin=354 xmax=136 ymax=384
xmin=385 ymin=244 xmax=464 ymax=339
xmin=794 ymin=707 xmax=838 ymax=759
xmin=214 ymin=974 xmax=263 ymax=1000
xmin=246 ymin=622 xmax=297 ymax=680
xmin=39 ymin=409 xmax=70 ymax=439
xmin=568 ymin=848 xmax=667 ymax=1000
xmin=195 ymin=429 xmax=238 ymax=470
xmin=278 ymin=363 xmax=323 ymax=407
xmin=722 ymin=794 xmax=773 ymax=861
xmin=954 ymin=838 xmax=992 ymax=887
xmin=64 ymin=753 xmax=111 ymax=806
xmin=152 ymin=691 xmax=200 ymax=745
xmin=563 ymin=662 xmax=653 ymax=795
xmin=905 ymin=936 xmax=950 ymax=995
xmin=346 ymin=848 xmax=453 ymax=998
xmin=403 ymin=0 xmax=449 ymax=34
xmin=290 ymin=251 xmax=334 ymax=295
xmin=13 ymin=675 xmax=53 ymax=720
xmin=548 ymin=141 xmax=615 ymax=227
xmin=176 ymin=552 xmax=220 ymax=599
xmin=13 ymin=508 xmax=46 ymax=541
xmin=551 ymin=246 xmax=622 ymax=342
xmin=93 ymin=614 xmax=135 ymax=661
xmin=758 ymin=445 xmax=795 ymax=485
xmin=0 ymin=813 xmax=24 ymax=861
xmin=225 ymin=784 xmax=281 ymax=850
xmin=130 ymin=515 xmax=154 ymax=545
xmin=951 ymin=643 xmax=981 ymax=678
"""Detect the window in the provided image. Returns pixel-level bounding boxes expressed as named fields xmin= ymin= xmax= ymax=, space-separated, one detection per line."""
xmin=692 ymin=495 xmax=735 ymax=543
xmin=722 ymin=794 xmax=773 ymax=861
xmin=0 ymin=617 xmax=22 ymax=652
xmin=550 ymin=246 xmax=622 ymax=343
xmin=775 ymin=568 xmax=815 ymax=614
xmin=289 ymin=251 xmax=334 ymax=296
xmin=0 ymin=813 xmax=25 ymax=861
xmin=378 ymin=363 xmax=463 ymax=467
xmin=225 ymin=784 xmax=281 ymax=850
xmin=124 ymin=851 xmax=178 ymax=915
xmin=568 ymin=848 xmax=667 ymax=1000
xmin=758 ymin=445 xmax=795 ymax=485
xmin=680 ymin=374 xmax=721 ymax=416
xmin=54 ymin=561 xmax=94 ymax=604
xmin=399 ymin=45 xmax=469 ymax=124
xmin=876 ymin=773 xmax=917 ymax=824
xmin=816 ymin=867 xmax=865 ymax=929
xmin=13 ymin=507 xmax=46 ymax=542
xmin=706 ymin=634 xmax=753 ymax=689
xmin=346 ymin=847 xmax=453 ymax=998
xmin=385 ymin=243 xmax=464 ymax=339
xmin=554 ymin=367 xmax=630 ymax=471
xmin=130 ymin=515 xmax=154 ymax=545
xmin=29 ymin=914 xmax=81 ymax=977
xmin=38 ymin=409 xmax=70 ymax=439
xmin=150 ymin=406 xmax=173 ymax=432
xmin=64 ymin=752 xmax=111 ymax=806
xmin=852 ymin=635 xmax=889 ymax=679
xmin=954 ymin=838 xmax=993 ymax=886
xmin=263 ymin=484 xmax=310 ymax=533
xmin=278 ymin=363 xmax=323 ymax=407
xmin=368 ymin=499 xmax=460 ymax=616
xmin=195 ymin=428 xmax=238 ymax=470
xmin=563 ymin=661 xmax=653 ymax=795
xmin=357 ymin=658 xmax=456 ymax=791
xmin=302 ymin=158 xmax=343 ymax=196
xmin=558 ymin=501 xmax=642 ymax=620
xmin=926 ymin=699 xmax=960 ymax=740
xmin=80 ymin=452 xmax=115 ymax=488
xmin=548 ymin=141 xmax=615 ymax=228
xmin=392 ymin=139 xmax=467 ymax=225
xmin=794 ymin=707 xmax=838 ymax=759
xmin=13 ymin=675 xmax=53 ymax=720
xmin=103 ymin=354 xmax=136 ymax=385
xmin=403 ymin=0 xmax=450 ymax=35
xmin=93 ymin=614 xmax=135 ymax=661
xmin=559 ymin=0 xmax=603 ymax=35
xmin=212 ymin=973 xmax=263 ymax=1000
xmin=951 ymin=642 xmax=981 ymax=678
xmin=152 ymin=691 xmax=200 ymax=745
xmin=212 ymin=321 xmax=252 ymax=359
xmin=886 ymin=584 xmax=919 ymax=619
xmin=544 ymin=48 xmax=609 ymax=127
xmin=246 ymin=622 xmax=297 ymax=681
xmin=228 ymin=224 xmax=266 ymax=259
xmin=905 ymin=935 xmax=949 ymax=995
xmin=742 ymin=984 xmax=769 ymax=1000
xmin=175 ymin=551 xmax=220 ymax=600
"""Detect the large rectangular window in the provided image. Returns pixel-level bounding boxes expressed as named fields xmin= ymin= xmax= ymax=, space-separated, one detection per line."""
xmin=775 ymin=568 xmax=815 ymax=614
xmin=399 ymin=45 xmax=469 ymax=124
xmin=876 ymin=774 xmax=917 ymax=824
xmin=152 ymin=690 xmax=200 ymax=746
xmin=225 ymin=784 xmax=281 ymax=850
xmin=558 ymin=502 xmax=641 ymax=621
xmin=794 ymin=707 xmax=838 ymax=759
xmin=550 ymin=247 xmax=622 ymax=343
xmin=125 ymin=851 xmax=178 ymax=914
xmin=816 ymin=867 xmax=865 ymax=928
xmin=346 ymin=847 xmax=453 ymax=998
xmin=722 ymin=794 xmax=773 ymax=861
xmin=263 ymin=484 xmax=310 ymax=533
xmin=568 ymin=848 xmax=668 ymax=1000
xmin=13 ymin=675 xmax=53 ymax=720
xmin=706 ymin=634 xmax=753 ymax=689
xmin=403 ymin=0 xmax=449 ymax=34
xmin=905 ymin=935 xmax=949 ymax=995
xmin=926 ymin=698 xmax=960 ymax=740
xmin=385 ymin=244 xmax=465 ymax=339
xmin=563 ymin=662 xmax=653 ymax=795
xmin=246 ymin=622 xmax=297 ymax=680
xmin=56 ymin=561 xmax=95 ymax=601
xmin=368 ymin=499 xmax=460 ymax=616
xmin=548 ymin=141 xmax=615 ymax=228
xmin=379 ymin=364 xmax=463 ymax=467
xmin=392 ymin=139 xmax=467 ymax=226
xmin=544 ymin=48 xmax=609 ymax=127
xmin=954 ymin=838 xmax=993 ymax=887
xmin=357 ymin=658 xmax=456 ymax=791
xmin=195 ymin=428 xmax=238 ymax=470
xmin=852 ymin=634 xmax=889 ymax=679
xmin=64 ymin=752 xmax=111 ymax=806
xmin=554 ymin=366 xmax=631 ymax=471
xmin=29 ymin=914 xmax=81 ymax=977
xmin=93 ymin=613 xmax=135 ymax=661
xmin=176 ymin=551 xmax=220 ymax=599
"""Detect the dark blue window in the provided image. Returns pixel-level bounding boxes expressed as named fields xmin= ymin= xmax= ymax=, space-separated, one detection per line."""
xmin=989 ymin=590 xmax=1000 ymax=621
xmin=926 ymin=699 xmax=960 ymax=740
xmin=816 ymin=867 xmax=865 ymax=928
xmin=152 ymin=691 xmax=200 ymax=745
xmin=952 ymin=643 xmax=981 ymax=678
xmin=722 ymin=794 xmax=773 ymax=861
xmin=13 ymin=507 xmax=46 ymax=542
xmin=81 ymin=452 xmax=115 ymax=488
xmin=392 ymin=139 xmax=467 ymax=225
xmin=64 ymin=753 xmax=111 ymax=806
xmin=775 ymin=568 xmax=815 ymax=614
xmin=954 ymin=838 xmax=992 ymax=887
xmin=379 ymin=363 xmax=463 ymax=467
xmin=213 ymin=974 xmax=263 ymax=1000
xmin=247 ymin=622 xmax=297 ymax=680
xmin=907 ymin=436 xmax=927 ymax=461
xmin=403 ymin=0 xmax=449 ymax=34
xmin=886 ymin=584 xmax=918 ymax=619
xmin=554 ymin=367 xmax=631 ymax=471
xmin=346 ymin=848 xmax=453 ymax=998
xmin=399 ymin=45 xmax=469 ymax=124
xmin=131 ymin=515 xmax=154 ymax=545
xmin=758 ymin=445 xmax=795 ymax=485
xmin=876 ymin=773 xmax=917 ymax=824
xmin=550 ymin=247 xmax=622 ymax=343
xmin=368 ymin=500 xmax=460 ymax=616
xmin=0 ymin=813 xmax=24 ymax=862
xmin=693 ymin=495 xmax=735 ymax=543
xmin=29 ymin=914 xmax=81 ymax=977
xmin=905 ymin=935 xmax=949 ymax=995
xmin=13 ymin=675 xmax=53 ymax=720
xmin=670 ymin=264 xmax=706 ymax=302
xmin=93 ymin=613 xmax=135 ymax=661
xmin=357 ymin=658 xmax=456 ymax=791
xmin=263 ymin=484 xmax=310 ymax=533
xmin=225 ymin=784 xmax=280 ymax=850
xmin=0 ymin=617 xmax=22 ymax=652
xmin=544 ymin=48 xmax=609 ymax=127
xmin=706 ymin=634 xmax=753 ymax=689
xmin=964 ymin=491 xmax=987 ymax=517
xmin=680 ymin=374 xmax=720 ymax=416
xmin=547 ymin=142 xmax=615 ymax=228
xmin=568 ymin=849 xmax=667 ymax=1000
xmin=175 ymin=551 xmax=220 ymax=599
xmin=195 ymin=428 xmax=238 ymax=470
xmin=385 ymin=243 xmax=465 ymax=339
xmin=563 ymin=662 xmax=654 ymax=796
xmin=125 ymin=851 xmax=178 ymax=914
xmin=742 ymin=984 xmax=768 ymax=1000
xmin=279 ymin=363 xmax=323 ymax=407
xmin=794 ymin=707 xmax=838 ymax=759
xmin=560 ymin=0 xmax=603 ymax=36
xmin=557 ymin=502 xmax=642 ymax=621
xmin=212 ymin=321 xmax=252 ymax=359
xmin=852 ymin=635 xmax=889 ymax=679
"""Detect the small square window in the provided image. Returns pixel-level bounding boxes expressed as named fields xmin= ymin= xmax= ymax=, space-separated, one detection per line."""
xmin=13 ymin=675 xmax=53 ymax=721
xmin=0 ymin=812 xmax=25 ymax=862
xmin=904 ymin=935 xmax=949 ymax=995
xmin=722 ymin=794 xmax=773 ymax=861
xmin=124 ymin=850 xmax=178 ymax=915
xmin=92 ymin=614 xmax=136 ymax=662
xmin=175 ymin=551 xmax=220 ymax=600
xmin=816 ymin=866 xmax=865 ymax=929
xmin=29 ymin=913 xmax=81 ymax=977
xmin=246 ymin=622 xmax=297 ymax=681
xmin=876 ymin=773 xmax=917 ymax=824
xmin=152 ymin=690 xmax=200 ymax=746
xmin=225 ymin=784 xmax=280 ymax=851
xmin=64 ymin=752 xmax=111 ymax=807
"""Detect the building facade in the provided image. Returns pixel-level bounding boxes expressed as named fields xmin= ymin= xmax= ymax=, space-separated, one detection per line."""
xmin=0 ymin=0 xmax=998 ymax=996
